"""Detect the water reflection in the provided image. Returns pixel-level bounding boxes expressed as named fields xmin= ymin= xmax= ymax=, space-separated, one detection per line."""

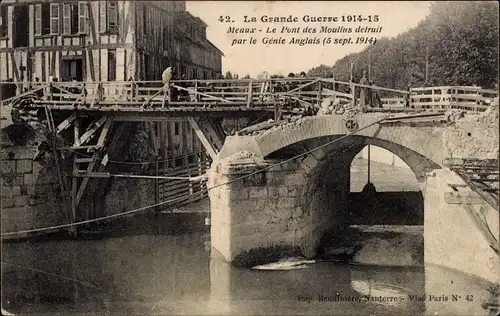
xmin=1 ymin=232 xmax=495 ymax=315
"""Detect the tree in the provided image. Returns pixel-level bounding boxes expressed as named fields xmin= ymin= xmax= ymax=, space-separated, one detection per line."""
xmin=225 ymin=71 xmax=232 ymax=79
xmin=306 ymin=2 xmax=499 ymax=89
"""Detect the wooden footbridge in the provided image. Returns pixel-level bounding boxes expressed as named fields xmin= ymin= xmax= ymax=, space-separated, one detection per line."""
xmin=0 ymin=77 xmax=498 ymax=234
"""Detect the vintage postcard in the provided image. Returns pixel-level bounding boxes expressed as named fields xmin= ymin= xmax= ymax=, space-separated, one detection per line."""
xmin=0 ymin=1 xmax=499 ymax=315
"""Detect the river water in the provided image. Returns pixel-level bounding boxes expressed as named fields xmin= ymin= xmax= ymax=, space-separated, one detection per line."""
xmin=1 ymin=227 xmax=495 ymax=316
xmin=1 ymin=159 xmax=497 ymax=315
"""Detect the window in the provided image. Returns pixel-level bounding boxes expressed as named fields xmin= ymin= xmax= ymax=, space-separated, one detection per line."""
xmin=99 ymin=1 xmax=118 ymax=33
xmin=175 ymin=158 xmax=183 ymax=167
xmin=78 ymin=2 xmax=88 ymax=34
xmin=107 ymin=50 xmax=116 ymax=81
xmin=63 ymin=3 xmax=86 ymax=35
xmin=13 ymin=5 xmax=29 ymax=47
xmin=0 ymin=5 xmax=7 ymax=38
xmin=35 ymin=4 xmax=52 ymax=35
xmin=174 ymin=122 xmax=179 ymax=135
xmin=50 ymin=4 xmax=60 ymax=34
xmin=61 ymin=58 xmax=83 ymax=81
xmin=142 ymin=6 xmax=147 ymax=33
xmin=62 ymin=5 xmax=70 ymax=34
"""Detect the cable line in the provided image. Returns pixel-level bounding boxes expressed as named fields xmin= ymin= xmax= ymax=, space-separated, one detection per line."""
xmin=1 ymin=117 xmax=385 ymax=237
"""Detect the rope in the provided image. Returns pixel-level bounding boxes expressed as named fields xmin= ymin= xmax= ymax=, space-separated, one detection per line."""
xmin=1 ymin=117 xmax=385 ymax=237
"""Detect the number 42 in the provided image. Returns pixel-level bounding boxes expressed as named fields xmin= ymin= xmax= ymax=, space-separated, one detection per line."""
xmin=218 ymin=16 xmax=232 ymax=23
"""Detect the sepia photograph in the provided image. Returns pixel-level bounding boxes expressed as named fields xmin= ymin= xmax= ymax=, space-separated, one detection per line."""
xmin=0 ymin=1 xmax=499 ymax=315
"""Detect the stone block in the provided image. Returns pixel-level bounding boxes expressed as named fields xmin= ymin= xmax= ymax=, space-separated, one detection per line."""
xmin=289 ymin=207 xmax=301 ymax=218
xmin=1 ymin=161 xmax=16 ymax=174
xmin=232 ymin=223 xmax=264 ymax=237
xmin=256 ymin=197 xmax=278 ymax=211
xmin=12 ymin=186 xmax=21 ymax=196
xmin=277 ymin=197 xmax=296 ymax=209
xmin=1 ymin=186 xmax=13 ymax=198
xmin=29 ymin=197 xmax=42 ymax=206
xmin=266 ymin=164 xmax=281 ymax=173
xmin=24 ymin=174 xmax=35 ymax=186
xmin=287 ymin=186 xmax=301 ymax=197
xmin=14 ymin=195 xmax=29 ymax=207
xmin=283 ymin=173 xmax=305 ymax=186
xmin=16 ymin=160 xmax=33 ymax=174
xmin=266 ymin=173 xmax=285 ymax=185
xmin=242 ymin=172 xmax=266 ymax=187
xmin=301 ymin=155 xmax=318 ymax=169
xmin=280 ymin=161 xmax=301 ymax=171
xmin=32 ymin=163 xmax=44 ymax=176
xmin=2 ymin=197 xmax=14 ymax=208
xmin=0 ymin=147 xmax=36 ymax=160
xmin=233 ymin=222 xmax=286 ymax=238
xmin=267 ymin=186 xmax=288 ymax=197
xmin=230 ymin=188 xmax=249 ymax=200
xmin=232 ymin=199 xmax=260 ymax=213
xmin=248 ymin=187 xmax=267 ymax=199
xmin=19 ymin=185 xmax=28 ymax=195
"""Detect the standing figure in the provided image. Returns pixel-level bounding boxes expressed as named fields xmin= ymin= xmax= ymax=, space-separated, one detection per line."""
xmin=359 ymin=70 xmax=369 ymax=107
xmin=162 ymin=66 xmax=173 ymax=105
xmin=370 ymin=81 xmax=382 ymax=108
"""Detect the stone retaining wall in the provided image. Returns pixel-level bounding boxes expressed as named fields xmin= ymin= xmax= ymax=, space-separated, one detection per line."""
xmin=1 ymin=146 xmax=65 ymax=237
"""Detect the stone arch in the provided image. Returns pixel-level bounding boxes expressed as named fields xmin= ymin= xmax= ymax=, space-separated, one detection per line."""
xmin=263 ymin=134 xmax=439 ymax=257
xmin=267 ymin=134 xmax=440 ymax=185
xmin=244 ymin=115 xmax=445 ymax=167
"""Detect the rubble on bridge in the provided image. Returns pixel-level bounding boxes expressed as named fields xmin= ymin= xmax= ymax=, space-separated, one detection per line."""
xmin=443 ymin=101 xmax=499 ymax=160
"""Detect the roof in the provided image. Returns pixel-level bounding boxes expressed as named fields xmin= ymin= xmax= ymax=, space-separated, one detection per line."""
xmin=174 ymin=12 xmax=223 ymax=56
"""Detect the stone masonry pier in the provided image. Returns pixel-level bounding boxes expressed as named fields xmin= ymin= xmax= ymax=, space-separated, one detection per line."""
xmin=208 ymin=111 xmax=499 ymax=281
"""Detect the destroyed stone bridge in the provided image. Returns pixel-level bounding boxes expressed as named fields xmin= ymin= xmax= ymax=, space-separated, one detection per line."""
xmin=208 ymin=109 xmax=499 ymax=282
xmin=1 ymin=78 xmax=498 ymax=283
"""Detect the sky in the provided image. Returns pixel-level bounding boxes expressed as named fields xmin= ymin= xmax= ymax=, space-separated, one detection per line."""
xmin=186 ymin=1 xmax=431 ymax=77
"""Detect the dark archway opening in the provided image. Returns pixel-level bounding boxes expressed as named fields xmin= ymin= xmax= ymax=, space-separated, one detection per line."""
xmin=307 ymin=142 xmax=425 ymax=267
xmin=348 ymin=145 xmax=424 ymax=226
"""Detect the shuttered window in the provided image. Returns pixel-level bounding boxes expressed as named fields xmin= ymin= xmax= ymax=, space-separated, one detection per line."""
xmin=99 ymin=1 xmax=118 ymax=33
xmin=107 ymin=1 xmax=117 ymax=32
xmin=0 ymin=5 xmax=7 ymax=38
xmin=35 ymin=4 xmax=51 ymax=35
xmin=78 ymin=2 xmax=87 ymax=34
xmin=34 ymin=4 xmax=42 ymax=35
xmin=50 ymin=3 xmax=60 ymax=34
xmin=62 ymin=4 xmax=71 ymax=34
xmin=108 ymin=50 xmax=116 ymax=81
xmin=63 ymin=3 xmax=81 ymax=35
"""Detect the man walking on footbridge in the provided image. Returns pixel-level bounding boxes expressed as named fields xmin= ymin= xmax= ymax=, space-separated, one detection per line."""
xmin=162 ymin=66 xmax=173 ymax=106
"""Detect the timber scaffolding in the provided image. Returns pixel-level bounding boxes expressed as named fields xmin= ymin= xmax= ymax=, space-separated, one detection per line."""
xmin=443 ymin=158 xmax=499 ymax=253
xmin=0 ymin=77 xmax=498 ymax=236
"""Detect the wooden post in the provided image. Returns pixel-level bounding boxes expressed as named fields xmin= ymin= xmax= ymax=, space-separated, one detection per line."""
xmin=351 ymin=83 xmax=356 ymax=106
xmin=247 ymin=80 xmax=253 ymax=108
xmin=317 ymin=81 xmax=323 ymax=106
xmin=194 ymin=80 xmax=199 ymax=102
xmin=425 ymin=46 xmax=429 ymax=84
xmin=70 ymin=158 xmax=78 ymax=237
xmin=74 ymin=115 xmax=80 ymax=146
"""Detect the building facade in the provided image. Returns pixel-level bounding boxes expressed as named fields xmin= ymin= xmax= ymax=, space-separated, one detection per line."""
xmin=0 ymin=1 xmax=224 ymax=215
xmin=0 ymin=0 xmax=223 ymax=83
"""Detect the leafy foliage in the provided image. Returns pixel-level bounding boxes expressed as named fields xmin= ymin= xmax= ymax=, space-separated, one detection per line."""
xmin=307 ymin=1 xmax=499 ymax=89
